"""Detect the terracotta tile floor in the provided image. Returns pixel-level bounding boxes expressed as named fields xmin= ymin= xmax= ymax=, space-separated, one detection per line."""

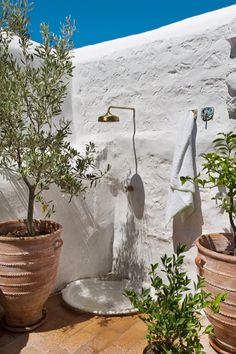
xmin=0 ymin=294 xmax=217 ymax=353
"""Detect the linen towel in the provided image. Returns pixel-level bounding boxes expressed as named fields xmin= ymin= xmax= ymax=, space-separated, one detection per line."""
xmin=165 ymin=110 xmax=196 ymax=225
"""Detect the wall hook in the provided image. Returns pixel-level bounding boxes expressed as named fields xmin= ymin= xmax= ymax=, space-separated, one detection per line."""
xmin=201 ymin=107 xmax=214 ymax=129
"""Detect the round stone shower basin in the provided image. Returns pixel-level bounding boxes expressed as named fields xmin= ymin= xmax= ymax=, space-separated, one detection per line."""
xmin=62 ymin=275 xmax=139 ymax=315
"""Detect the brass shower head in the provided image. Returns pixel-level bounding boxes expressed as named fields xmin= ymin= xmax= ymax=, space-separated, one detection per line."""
xmin=98 ymin=110 xmax=119 ymax=122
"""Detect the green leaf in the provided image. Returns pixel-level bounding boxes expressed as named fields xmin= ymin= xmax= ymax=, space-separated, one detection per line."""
xmin=124 ymin=245 xmax=225 ymax=353
xmin=181 ymin=130 xmax=236 ymax=252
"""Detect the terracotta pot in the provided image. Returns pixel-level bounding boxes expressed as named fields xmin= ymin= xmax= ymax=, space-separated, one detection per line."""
xmin=0 ymin=219 xmax=63 ymax=332
xmin=196 ymin=233 xmax=236 ymax=353
xmin=143 ymin=344 xmax=158 ymax=354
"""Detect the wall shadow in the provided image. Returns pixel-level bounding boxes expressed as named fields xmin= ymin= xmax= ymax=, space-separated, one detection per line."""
xmin=227 ymin=37 xmax=236 ymax=59
xmin=227 ymin=37 xmax=236 ymax=119
xmin=127 ymin=173 xmax=145 ymax=220
xmin=172 ymin=122 xmax=204 ymax=251
xmin=0 ymin=170 xmax=28 ymax=219
xmin=172 ymin=184 xmax=203 ymax=251
xmin=112 ymin=213 xmax=146 ymax=283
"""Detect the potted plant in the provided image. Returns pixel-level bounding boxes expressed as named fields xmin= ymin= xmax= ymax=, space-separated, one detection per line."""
xmin=0 ymin=0 xmax=107 ymax=332
xmin=180 ymin=131 xmax=236 ymax=353
xmin=125 ymin=245 xmax=225 ymax=354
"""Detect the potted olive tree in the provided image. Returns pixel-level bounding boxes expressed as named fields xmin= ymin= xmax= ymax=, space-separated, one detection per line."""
xmin=181 ymin=131 xmax=236 ymax=353
xmin=125 ymin=245 xmax=225 ymax=354
xmin=0 ymin=0 xmax=106 ymax=332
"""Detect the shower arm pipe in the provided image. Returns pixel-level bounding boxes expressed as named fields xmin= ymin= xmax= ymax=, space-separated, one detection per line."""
xmin=107 ymin=106 xmax=137 ymax=175
xmin=107 ymin=105 xmax=135 ymax=114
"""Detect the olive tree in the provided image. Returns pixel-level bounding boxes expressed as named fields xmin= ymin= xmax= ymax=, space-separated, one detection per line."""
xmin=0 ymin=0 xmax=107 ymax=235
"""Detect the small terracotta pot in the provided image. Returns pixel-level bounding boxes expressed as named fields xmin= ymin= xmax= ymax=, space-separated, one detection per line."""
xmin=196 ymin=233 xmax=236 ymax=353
xmin=143 ymin=344 xmax=158 ymax=354
xmin=0 ymin=219 xmax=63 ymax=332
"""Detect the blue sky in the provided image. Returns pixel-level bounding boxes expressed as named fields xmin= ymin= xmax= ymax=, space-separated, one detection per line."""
xmin=30 ymin=0 xmax=236 ymax=47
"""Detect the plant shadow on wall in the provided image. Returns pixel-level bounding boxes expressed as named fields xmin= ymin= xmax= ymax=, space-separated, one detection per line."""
xmin=102 ymin=162 xmax=146 ymax=282
xmin=108 ymin=170 xmax=146 ymax=283
xmin=111 ymin=161 xmax=145 ymax=282
xmin=53 ymin=187 xmax=114 ymax=278
xmin=172 ymin=123 xmax=204 ymax=251
xmin=112 ymin=171 xmax=146 ymax=283
xmin=0 ymin=169 xmax=32 ymax=219
xmin=112 ymin=213 xmax=146 ymax=283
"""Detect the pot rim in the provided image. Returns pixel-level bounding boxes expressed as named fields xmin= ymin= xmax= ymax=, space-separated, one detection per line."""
xmin=0 ymin=219 xmax=62 ymax=241
xmin=195 ymin=233 xmax=236 ymax=264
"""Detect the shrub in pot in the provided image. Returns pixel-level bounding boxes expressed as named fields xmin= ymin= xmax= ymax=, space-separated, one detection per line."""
xmin=181 ymin=131 xmax=236 ymax=352
xmin=0 ymin=0 xmax=107 ymax=331
xmin=125 ymin=245 xmax=225 ymax=354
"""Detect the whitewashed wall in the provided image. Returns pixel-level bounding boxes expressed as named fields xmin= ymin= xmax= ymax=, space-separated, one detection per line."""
xmin=68 ymin=5 xmax=236 ymax=286
xmin=1 ymin=6 xmax=236 ymax=289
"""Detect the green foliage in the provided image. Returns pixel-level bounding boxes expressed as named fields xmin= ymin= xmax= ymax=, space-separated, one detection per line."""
xmin=0 ymin=0 xmax=108 ymax=235
xmin=180 ymin=131 xmax=236 ymax=251
xmin=124 ymin=245 xmax=226 ymax=354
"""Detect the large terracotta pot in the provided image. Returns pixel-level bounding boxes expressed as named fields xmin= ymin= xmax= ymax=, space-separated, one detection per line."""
xmin=0 ymin=219 xmax=63 ymax=332
xmin=195 ymin=233 xmax=236 ymax=354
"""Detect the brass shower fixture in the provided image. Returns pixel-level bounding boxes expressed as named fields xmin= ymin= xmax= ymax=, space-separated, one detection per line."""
xmin=98 ymin=106 xmax=135 ymax=123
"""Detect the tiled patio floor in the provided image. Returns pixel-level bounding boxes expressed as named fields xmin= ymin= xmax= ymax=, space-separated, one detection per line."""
xmin=0 ymin=294 xmax=217 ymax=353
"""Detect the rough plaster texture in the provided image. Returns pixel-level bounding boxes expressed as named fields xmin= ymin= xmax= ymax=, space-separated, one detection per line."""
xmin=2 ymin=6 xmax=236 ymax=289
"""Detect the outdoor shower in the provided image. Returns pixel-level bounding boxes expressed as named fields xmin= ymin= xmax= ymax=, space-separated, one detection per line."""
xmin=98 ymin=105 xmax=145 ymax=218
xmin=62 ymin=105 xmax=142 ymax=315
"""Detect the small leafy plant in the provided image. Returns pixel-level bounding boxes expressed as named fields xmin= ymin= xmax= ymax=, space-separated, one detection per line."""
xmin=181 ymin=131 xmax=236 ymax=255
xmin=125 ymin=245 xmax=225 ymax=354
xmin=0 ymin=0 xmax=108 ymax=235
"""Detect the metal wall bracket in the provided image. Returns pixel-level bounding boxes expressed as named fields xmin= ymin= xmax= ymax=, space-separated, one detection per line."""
xmin=201 ymin=107 xmax=214 ymax=129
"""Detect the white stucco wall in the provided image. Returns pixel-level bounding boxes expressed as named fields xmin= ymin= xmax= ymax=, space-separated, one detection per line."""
xmin=68 ymin=5 xmax=236 ymax=286
xmin=1 ymin=6 xmax=236 ymax=289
